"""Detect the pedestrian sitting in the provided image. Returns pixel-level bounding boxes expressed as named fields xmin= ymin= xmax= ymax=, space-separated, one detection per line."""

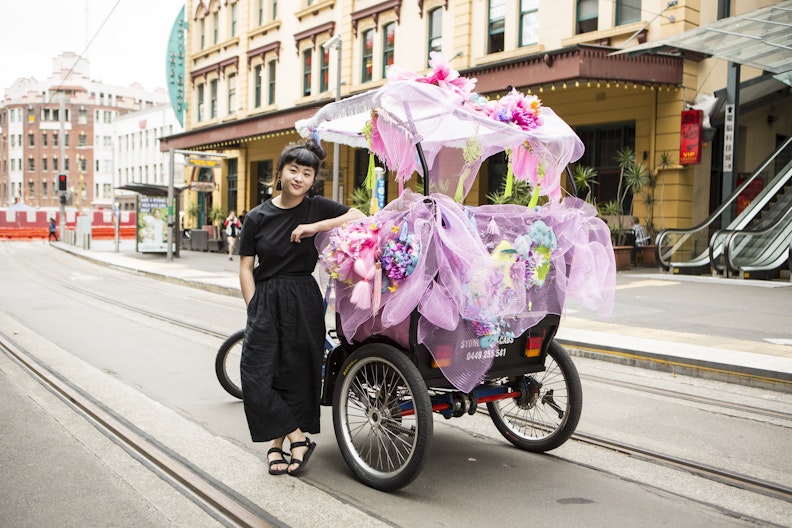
xmin=237 ymin=139 xmax=365 ymax=476
xmin=631 ymin=216 xmax=650 ymax=264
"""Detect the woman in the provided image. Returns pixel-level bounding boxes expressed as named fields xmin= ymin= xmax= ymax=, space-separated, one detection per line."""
xmin=237 ymin=140 xmax=365 ymax=476
xmin=224 ymin=210 xmax=241 ymax=261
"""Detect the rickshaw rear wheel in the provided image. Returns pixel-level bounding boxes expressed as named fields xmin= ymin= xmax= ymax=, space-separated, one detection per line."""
xmin=333 ymin=343 xmax=433 ymax=491
xmin=487 ymin=340 xmax=582 ymax=452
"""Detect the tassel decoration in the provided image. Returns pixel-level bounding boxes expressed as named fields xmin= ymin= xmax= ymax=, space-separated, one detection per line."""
xmin=373 ymin=262 xmax=382 ymax=314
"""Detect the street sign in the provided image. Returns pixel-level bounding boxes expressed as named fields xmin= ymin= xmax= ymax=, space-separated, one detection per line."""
xmin=186 ymin=157 xmax=222 ymax=168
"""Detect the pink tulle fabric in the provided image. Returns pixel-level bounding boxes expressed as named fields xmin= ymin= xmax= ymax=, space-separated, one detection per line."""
xmin=316 ymin=190 xmax=615 ymax=392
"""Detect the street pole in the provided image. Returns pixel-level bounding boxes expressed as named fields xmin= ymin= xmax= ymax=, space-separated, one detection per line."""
xmin=59 ymin=92 xmax=66 ymax=241
xmin=167 ymin=148 xmax=175 ymax=262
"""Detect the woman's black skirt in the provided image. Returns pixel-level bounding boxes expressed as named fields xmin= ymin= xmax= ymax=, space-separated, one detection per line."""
xmin=241 ymin=275 xmax=325 ymax=442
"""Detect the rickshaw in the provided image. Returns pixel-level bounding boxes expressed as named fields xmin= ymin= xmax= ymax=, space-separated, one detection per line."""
xmin=294 ymin=56 xmax=615 ymax=491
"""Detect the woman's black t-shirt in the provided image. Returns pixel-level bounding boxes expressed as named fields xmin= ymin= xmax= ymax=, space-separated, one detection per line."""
xmin=238 ymin=196 xmax=350 ymax=281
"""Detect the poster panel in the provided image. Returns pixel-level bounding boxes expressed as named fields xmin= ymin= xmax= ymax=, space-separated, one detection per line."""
xmin=137 ymin=196 xmax=170 ymax=253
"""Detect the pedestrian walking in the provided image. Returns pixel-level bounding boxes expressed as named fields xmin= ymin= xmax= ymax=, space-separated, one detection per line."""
xmin=237 ymin=139 xmax=365 ymax=476
xmin=223 ymin=210 xmax=241 ymax=260
xmin=48 ymin=217 xmax=58 ymax=243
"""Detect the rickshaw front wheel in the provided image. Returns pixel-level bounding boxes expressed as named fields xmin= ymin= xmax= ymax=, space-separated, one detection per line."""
xmin=333 ymin=343 xmax=433 ymax=491
xmin=487 ymin=340 xmax=582 ymax=452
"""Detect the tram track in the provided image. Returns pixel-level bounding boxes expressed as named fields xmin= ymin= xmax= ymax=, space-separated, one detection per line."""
xmin=0 ymin=331 xmax=276 ymax=528
xmin=475 ymin=403 xmax=792 ymax=505
xmin=5 ymin=244 xmax=791 ymax=523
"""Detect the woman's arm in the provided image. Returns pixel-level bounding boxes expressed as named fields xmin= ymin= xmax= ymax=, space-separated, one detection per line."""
xmin=239 ymin=255 xmax=256 ymax=306
xmin=290 ymin=208 xmax=366 ymax=243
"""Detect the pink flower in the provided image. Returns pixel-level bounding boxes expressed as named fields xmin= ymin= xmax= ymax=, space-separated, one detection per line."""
xmin=386 ymin=52 xmax=477 ymax=100
xmin=489 ymin=89 xmax=543 ymax=131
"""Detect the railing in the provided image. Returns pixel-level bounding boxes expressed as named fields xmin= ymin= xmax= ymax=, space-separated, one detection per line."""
xmin=711 ymin=205 xmax=792 ymax=277
xmin=656 ymin=136 xmax=792 ymax=271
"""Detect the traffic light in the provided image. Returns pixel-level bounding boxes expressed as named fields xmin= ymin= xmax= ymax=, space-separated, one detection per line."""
xmin=58 ymin=174 xmax=68 ymax=192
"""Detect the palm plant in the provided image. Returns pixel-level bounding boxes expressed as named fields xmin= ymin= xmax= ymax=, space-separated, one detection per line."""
xmin=486 ymin=179 xmax=536 ymax=206
xmin=571 ymin=165 xmax=598 ymax=205
xmin=351 ymin=186 xmax=371 ymax=215
xmin=607 ymin=147 xmax=648 ymax=245
xmin=644 ymin=151 xmax=672 ymax=239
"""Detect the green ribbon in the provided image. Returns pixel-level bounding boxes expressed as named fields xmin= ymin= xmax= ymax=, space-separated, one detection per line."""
xmin=504 ymin=164 xmax=514 ymax=198
xmin=365 ymin=152 xmax=376 ymax=190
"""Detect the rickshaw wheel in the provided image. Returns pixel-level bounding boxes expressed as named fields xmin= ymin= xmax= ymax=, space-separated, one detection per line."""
xmin=487 ymin=340 xmax=582 ymax=452
xmin=215 ymin=329 xmax=244 ymax=399
xmin=333 ymin=343 xmax=433 ymax=491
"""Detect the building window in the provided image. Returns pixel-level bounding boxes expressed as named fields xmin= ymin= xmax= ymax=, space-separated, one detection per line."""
xmin=28 ymin=132 xmax=34 ymax=147
xmin=78 ymin=132 xmax=86 ymax=147
xmin=227 ymin=73 xmax=237 ymax=114
xmin=254 ymin=64 xmax=262 ymax=108
xmin=577 ymin=0 xmax=598 ymax=34
xmin=303 ymin=48 xmax=312 ymax=96
xmin=616 ymin=0 xmax=641 ymax=25
xmin=53 ymin=157 xmax=58 ymax=171
xmin=520 ymin=0 xmax=539 ymax=46
xmin=488 ymin=0 xmax=505 ymax=54
xmin=42 ymin=132 xmax=48 ymax=146
xmin=428 ymin=7 xmax=442 ymax=58
xmin=42 ymin=157 xmax=48 ymax=171
xmin=320 ymin=46 xmax=330 ymax=93
xmin=29 ymin=181 xmax=35 ymax=199
xmin=197 ymin=83 xmax=205 ymax=121
xmin=28 ymin=158 xmax=34 ymax=171
xmin=200 ymin=18 xmax=206 ymax=49
xmin=361 ymin=29 xmax=374 ymax=83
xmin=227 ymin=158 xmax=238 ymax=210
xmin=212 ymin=12 xmax=219 ymax=44
xmin=575 ymin=122 xmax=636 ymax=204
xmin=272 ymin=0 xmax=277 ymax=20
xmin=65 ymin=133 xmax=69 ymax=147
xmin=210 ymin=79 xmax=218 ymax=118
xmin=42 ymin=181 xmax=48 ymax=197
xmin=79 ymin=157 xmax=87 ymax=172
xmin=268 ymin=60 xmax=276 ymax=105
xmin=257 ymin=0 xmax=263 ymax=25
xmin=382 ymin=23 xmax=395 ymax=77
xmin=230 ymin=3 xmax=237 ymax=37
xmin=78 ymin=108 xmax=88 ymax=124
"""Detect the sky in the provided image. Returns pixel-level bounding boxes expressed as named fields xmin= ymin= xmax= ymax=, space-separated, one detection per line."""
xmin=0 ymin=0 xmax=186 ymax=93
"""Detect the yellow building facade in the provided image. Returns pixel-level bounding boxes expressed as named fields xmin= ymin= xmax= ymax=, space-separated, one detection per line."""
xmin=161 ymin=0 xmax=792 ymax=237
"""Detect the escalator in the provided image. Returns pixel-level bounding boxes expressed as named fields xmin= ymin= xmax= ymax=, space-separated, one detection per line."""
xmin=656 ymin=136 xmax=792 ymax=279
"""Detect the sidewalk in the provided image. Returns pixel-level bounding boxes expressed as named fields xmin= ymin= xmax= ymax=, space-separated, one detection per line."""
xmin=55 ymin=239 xmax=792 ymax=392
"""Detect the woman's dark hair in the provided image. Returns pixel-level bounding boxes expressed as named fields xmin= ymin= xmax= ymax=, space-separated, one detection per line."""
xmin=276 ymin=139 xmax=326 ymax=175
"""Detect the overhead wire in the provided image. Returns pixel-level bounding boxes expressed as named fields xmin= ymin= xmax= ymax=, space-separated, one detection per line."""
xmin=47 ymin=0 xmax=123 ymax=103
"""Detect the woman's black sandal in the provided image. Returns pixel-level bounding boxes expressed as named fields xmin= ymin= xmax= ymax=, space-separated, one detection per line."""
xmin=288 ymin=437 xmax=316 ymax=476
xmin=267 ymin=448 xmax=290 ymax=475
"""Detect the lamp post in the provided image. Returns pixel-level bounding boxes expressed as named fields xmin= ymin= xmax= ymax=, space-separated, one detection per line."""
xmin=323 ymin=34 xmax=342 ymax=202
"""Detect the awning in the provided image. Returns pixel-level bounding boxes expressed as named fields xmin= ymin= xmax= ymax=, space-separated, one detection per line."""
xmin=614 ymin=0 xmax=792 ymax=85
xmin=116 ymin=184 xmax=186 ymax=197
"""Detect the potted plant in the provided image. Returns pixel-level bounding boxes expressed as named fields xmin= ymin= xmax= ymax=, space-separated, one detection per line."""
xmin=208 ymin=205 xmax=225 ymax=240
xmin=600 ymin=147 xmax=648 ymax=270
xmin=185 ymin=201 xmax=200 ymax=230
